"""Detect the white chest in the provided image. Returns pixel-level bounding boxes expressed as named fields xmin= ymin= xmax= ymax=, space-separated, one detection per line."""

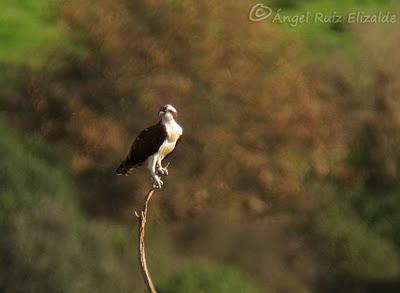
xmin=164 ymin=119 xmax=183 ymax=142
xmin=156 ymin=118 xmax=182 ymax=160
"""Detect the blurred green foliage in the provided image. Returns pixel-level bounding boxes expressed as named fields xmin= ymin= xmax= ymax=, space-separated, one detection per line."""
xmin=0 ymin=124 xmax=74 ymax=219
xmin=313 ymin=199 xmax=400 ymax=280
xmin=0 ymin=199 xmax=141 ymax=293
xmin=267 ymin=0 xmax=399 ymax=55
xmin=0 ymin=123 xmax=146 ymax=292
xmin=0 ymin=0 xmax=86 ymax=93
xmin=0 ymin=0 xmax=59 ymax=66
xmin=158 ymin=262 xmax=261 ymax=293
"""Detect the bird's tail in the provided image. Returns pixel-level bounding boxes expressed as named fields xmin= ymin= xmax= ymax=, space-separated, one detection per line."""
xmin=116 ymin=160 xmax=135 ymax=176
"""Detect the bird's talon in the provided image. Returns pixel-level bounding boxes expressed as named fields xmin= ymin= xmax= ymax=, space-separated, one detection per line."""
xmin=157 ymin=167 xmax=169 ymax=176
xmin=153 ymin=183 xmax=163 ymax=189
xmin=152 ymin=174 xmax=164 ymax=189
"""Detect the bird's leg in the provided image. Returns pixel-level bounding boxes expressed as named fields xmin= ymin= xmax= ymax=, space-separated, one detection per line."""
xmin=149 ymin=156 xmax=163 ymax=189
xmin=156 ymin=161 xmax=169 ymax=177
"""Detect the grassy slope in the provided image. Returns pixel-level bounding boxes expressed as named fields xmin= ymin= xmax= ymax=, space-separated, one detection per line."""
xmin=268 ymin=0 xmax=399 ymax=57
xmin=0 ymin=0 xmax=61 ymax=66
xmin=0 ymin=0 xmax=90 ymax=94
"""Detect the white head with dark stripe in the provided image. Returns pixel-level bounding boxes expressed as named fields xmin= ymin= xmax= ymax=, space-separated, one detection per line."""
xmin=159 ymin=104 xmax=178 ymax=121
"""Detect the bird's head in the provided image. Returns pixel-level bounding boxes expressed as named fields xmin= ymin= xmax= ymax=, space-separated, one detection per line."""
xmin=159 ymin=104 xmax=178 ymax=120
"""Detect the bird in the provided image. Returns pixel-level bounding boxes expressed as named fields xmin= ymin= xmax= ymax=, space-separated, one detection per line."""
xmin=116 ymin=104 xmax=183 ymax=189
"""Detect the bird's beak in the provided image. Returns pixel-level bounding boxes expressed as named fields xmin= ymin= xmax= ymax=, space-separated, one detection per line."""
xmin=159 ymin=110 xmax=165 ymax=116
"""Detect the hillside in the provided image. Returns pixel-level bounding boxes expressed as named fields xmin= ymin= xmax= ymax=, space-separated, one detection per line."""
xmin=1 ymin=0 xmax=400 ymax=292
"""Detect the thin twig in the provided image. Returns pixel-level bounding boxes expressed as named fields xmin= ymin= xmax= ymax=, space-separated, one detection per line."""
xmin=135 ymin=188 xmax=157 ymax=293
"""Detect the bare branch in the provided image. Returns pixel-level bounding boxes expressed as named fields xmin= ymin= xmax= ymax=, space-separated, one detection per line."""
xmin=136 ymin=188 xmax=157 ymax=293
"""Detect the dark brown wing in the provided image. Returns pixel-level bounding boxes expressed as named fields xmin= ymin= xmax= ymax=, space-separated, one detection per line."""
xmin=116 ymin=121 xmax=167 ymax=175
xmin=163 ymin=135 xmax=182 ymax=162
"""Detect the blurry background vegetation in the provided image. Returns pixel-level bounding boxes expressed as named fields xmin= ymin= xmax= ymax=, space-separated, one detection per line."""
xmin=1 ymin=0 xmax=400 ymax=292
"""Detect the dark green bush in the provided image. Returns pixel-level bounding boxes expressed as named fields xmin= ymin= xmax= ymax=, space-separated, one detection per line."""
xmin=0 ymin=124 xmax=74 ymax=216
xmin=0 ymin=198 xmax=143 ymax=293
xmin=313 ymin=200 xmax=400 ymax=281
xmin=0 ymin=125 xmax=142 ymax=292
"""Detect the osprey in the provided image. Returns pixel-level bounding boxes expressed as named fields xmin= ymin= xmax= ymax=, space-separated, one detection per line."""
xmin=116 ymin=104 xmax=183 ymax=188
